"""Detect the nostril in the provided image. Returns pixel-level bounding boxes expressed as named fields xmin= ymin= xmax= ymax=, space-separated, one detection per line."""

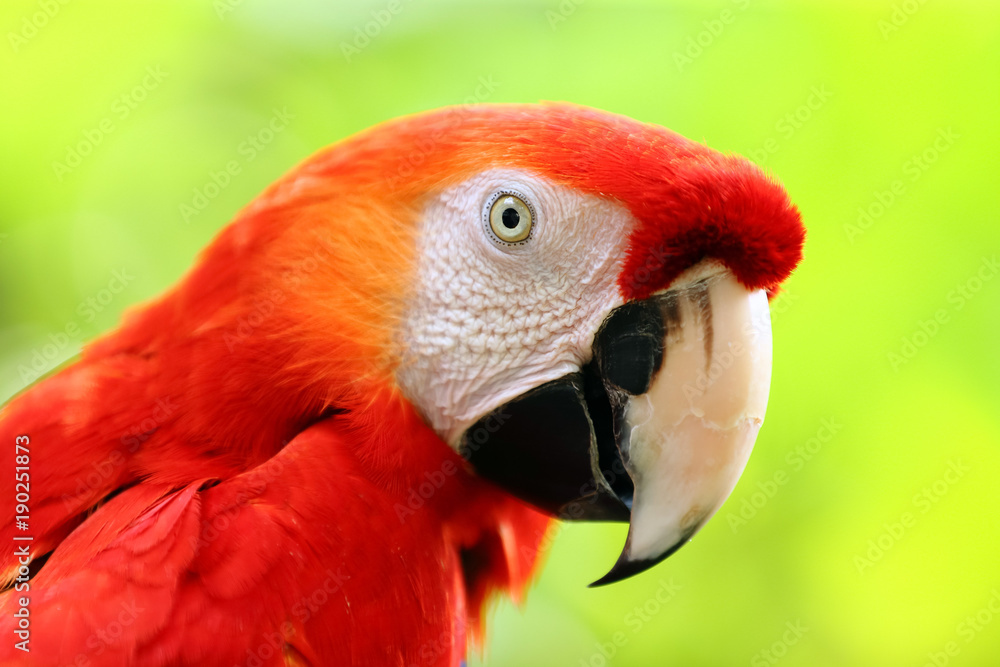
xmin=594 ymin=300 xmax=665 ymax=396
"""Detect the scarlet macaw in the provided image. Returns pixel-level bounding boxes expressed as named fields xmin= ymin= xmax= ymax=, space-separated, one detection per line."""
xmin=0 ymin=103 xmax=803 ymax=666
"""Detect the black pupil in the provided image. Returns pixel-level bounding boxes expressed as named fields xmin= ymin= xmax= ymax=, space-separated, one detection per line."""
xmin=501 ymin=207 xmax=520 ymax=229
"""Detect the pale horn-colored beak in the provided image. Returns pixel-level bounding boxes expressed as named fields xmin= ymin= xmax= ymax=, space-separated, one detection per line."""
xmin=591 ymin=270 xmax=772 ymax=585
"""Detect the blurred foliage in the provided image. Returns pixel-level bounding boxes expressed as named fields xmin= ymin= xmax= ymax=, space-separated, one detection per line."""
xmin=1 ymin=1 xmax=998 ymax=665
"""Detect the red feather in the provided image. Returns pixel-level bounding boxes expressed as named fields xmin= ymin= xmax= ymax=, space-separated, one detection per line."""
xmin=0 ymin=103 xmax=801 ymax=665
xmin=1 ymin=394 xmax=550 ymax=665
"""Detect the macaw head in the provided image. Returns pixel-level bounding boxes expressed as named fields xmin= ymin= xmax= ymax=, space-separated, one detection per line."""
xmin=156 ymin=103 xmax=803 ymax=585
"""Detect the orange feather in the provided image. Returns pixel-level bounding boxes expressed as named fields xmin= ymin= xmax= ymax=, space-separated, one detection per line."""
xmin=0 ymin=103 xmax=802 ymax=665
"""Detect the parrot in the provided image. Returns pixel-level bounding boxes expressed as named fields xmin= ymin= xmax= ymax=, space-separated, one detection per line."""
xmin=0 ymin=103 xmax=803 ymax=666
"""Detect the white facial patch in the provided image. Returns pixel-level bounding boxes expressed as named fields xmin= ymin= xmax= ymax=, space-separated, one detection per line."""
xmin=395 ymin=169 xmax=637 ymax=447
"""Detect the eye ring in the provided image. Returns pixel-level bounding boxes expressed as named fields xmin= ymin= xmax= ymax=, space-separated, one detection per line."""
xmin=484 ymin=190 xmax=535 ymax=246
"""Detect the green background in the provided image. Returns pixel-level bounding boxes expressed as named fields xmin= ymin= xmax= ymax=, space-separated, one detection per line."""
xmin=1 ymin=1 xmax=998 ymax=665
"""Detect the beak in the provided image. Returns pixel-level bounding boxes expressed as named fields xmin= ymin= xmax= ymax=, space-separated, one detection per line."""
xmin=460 ymin=270 xmax=772 ymax=585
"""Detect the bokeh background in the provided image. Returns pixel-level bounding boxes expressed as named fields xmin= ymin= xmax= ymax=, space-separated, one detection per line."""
xmin=1 ymin=0 xmax=998 ymax=665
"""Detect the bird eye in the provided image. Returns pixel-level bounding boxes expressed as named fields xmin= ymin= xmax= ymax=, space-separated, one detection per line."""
xmin=485 ymin=191 xmax=534 ymax=245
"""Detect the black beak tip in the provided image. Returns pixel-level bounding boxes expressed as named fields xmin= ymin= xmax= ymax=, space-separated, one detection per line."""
xmin=587 ymin=533 xmax=691 ymax=588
